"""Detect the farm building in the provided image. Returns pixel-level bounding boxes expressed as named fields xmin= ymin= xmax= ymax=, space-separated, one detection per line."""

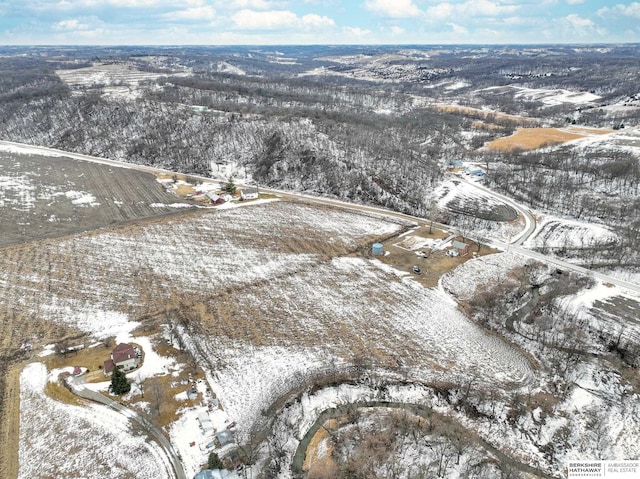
xmin=187 ymin=387 xmax=199 ymax=401
xmin=198 ymin=412 xmax=215 ymax=433
xmin=240 ymin=188 xmax=258 ymax=200
xmin=215 ymin=429 xmax=235 ymax=447
xmin=194 ymin=469 xmax=236 ymax=479
xmin=103 ymin=343 xmax=139 ymax=376
xmin=451 ymin=240 xmax=470 ymax=256
xmin=206 ymin=192 xmax=226 ymax=205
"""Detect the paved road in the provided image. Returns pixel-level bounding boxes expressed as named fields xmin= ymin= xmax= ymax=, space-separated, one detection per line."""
xmin=456 ymin=174 xmax=537 ymax=245
xmin=3 ymin=139 xmax=639 ymax=294
xmin=68 ymin=375 xmax=187 ymax=479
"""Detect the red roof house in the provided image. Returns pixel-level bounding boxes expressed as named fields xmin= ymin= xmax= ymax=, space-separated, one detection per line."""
xmin=103 ymin=343 xmax=139 ymax=376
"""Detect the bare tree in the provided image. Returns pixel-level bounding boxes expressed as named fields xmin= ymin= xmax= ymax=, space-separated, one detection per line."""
xmin=147 ymin=378 xmax=163 ymax=419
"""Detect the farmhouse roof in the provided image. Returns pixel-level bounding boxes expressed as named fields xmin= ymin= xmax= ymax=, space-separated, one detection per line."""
xmin=112 ymin=343 xmax=136 ymax=364
xmin=104 ymin=359 xmax=115 ymax=374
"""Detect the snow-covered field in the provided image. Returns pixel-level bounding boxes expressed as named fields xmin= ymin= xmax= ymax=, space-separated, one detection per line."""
xmin=7 ymin=199 xmax=537 ymax=477
xmin=56 ymin=63 xmax=176 ymax=88
xmin=1 ymin=201 xmax=405 ymax=337
xmin=433 ymin=177 xmax=517 ymax=222
xmin=441 ymin=251 xmax=529 ymax=301
xmin=18 ymin=363 xmax=170 ymax=479
xmin=526 ymin=215 xmax=618 ymax=251
xmin=0 ymin=148 xmax=185 ymax=246
xmin=568 ymin=125 xmax=640 ymax=155
xmin=189 ymin=255 xmax=532 ymax=437
xmin=480 ymin=85 xmax=601 ymax=106
xmin=11 ymin=192 xmax=639 ymax=478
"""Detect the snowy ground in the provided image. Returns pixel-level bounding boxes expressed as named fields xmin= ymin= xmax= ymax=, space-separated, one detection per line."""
xmin=567 ymin=125 xmax=640 ymax=155
xmin=525 ymin=214 xmax=618 ymax=251
xmin=12 ymin=194 xmax=639 ymax=478
xmin=18 ymin=363 xmax=170 ymax=479
xmin=169 ymin=379 xmax=237 ymax=478
xmin=189 ymin=256 xmax=533 ymax=439
xmin=440 ymin=251 xmax=529 ymax=301
xmin=480 ymin=85 xmax=601 ymax=107
xmin=55 ymin=63 xmax=186 ymax=89
xmin=1 ymin=201 xmax=404 ymax=338
xmin=433 ymin=176 xmax=518 ymax=222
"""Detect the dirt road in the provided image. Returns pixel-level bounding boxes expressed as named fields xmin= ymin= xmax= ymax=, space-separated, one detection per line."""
xmin=0 ymin=363 xmax=21 ymax=479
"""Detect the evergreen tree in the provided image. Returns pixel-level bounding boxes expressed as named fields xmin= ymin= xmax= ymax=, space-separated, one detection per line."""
xmin=224 ymin=176 xmax=236 ymax=193
xmin=208 ymin=452 xmax=223 ymax=469
xmin=110 ymin=366 xmax=131 ymax=395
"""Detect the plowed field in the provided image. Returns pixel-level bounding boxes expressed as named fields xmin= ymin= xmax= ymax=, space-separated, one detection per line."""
xmin=0 ymin=151 xmax=190 ymax=246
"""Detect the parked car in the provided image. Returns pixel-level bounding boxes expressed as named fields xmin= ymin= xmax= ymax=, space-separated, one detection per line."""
xmin=412 ymin=266 xmax=422 ymax=275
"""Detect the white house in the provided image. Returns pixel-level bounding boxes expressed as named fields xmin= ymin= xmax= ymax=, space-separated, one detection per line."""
xmin=103 ymin=343 xmax=139 ymax=376
xmin=240 ymin=188 xmax=258 ymax=200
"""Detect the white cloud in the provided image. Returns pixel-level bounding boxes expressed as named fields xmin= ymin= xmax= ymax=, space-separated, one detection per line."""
xmin=232 ymin=9 xmax=334 ymax=30
xmin=300 ymin=13 xmax=335 ymax=28
xmin=426 ymin=0 xmax=519 ymax=21
xmin=343 ymin=26 xmax=371 ymax=37
xmin=389 ymin=25 xmax=405 ymax=35
xmin=227 ymin=0 xmax=274 ymax=9
xmin=566 ymin=0 xmax=584 ymax=4
xmin=29 ymin=0 xmax=206 ymax=10
xmin=51 ymin=15 xmax=105 ymax=33
xmin=363 ymin=0 xmax=420 ymax=18
xmin=448 ymin=22 xmax=468 ymax=35
xmin=565 ymin=13 xmax=594 ymax=29
xmin=232 ymin=9 xmax=295 ymax=29
xmin=461 ymin=0 xmax=520 ymax=17
xmin=554 ymin=13 xmax=609 ymax=40
xmin=597 ymin=2 xmax=640 ymax=20
xmin=426 ymin=2 xmax=454 ymax=21
xmin=162 ymin=5 xmax=216 ymax=21
xmin=53 ymin=18 xmax=86 ymax=30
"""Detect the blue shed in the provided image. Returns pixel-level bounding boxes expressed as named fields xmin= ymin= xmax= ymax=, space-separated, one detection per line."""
xmin=372 ymin=243 xmax=384 ymax=255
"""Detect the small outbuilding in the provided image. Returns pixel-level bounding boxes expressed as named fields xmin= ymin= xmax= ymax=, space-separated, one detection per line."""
xmin=198 ymin=412 xmax=215 ymax=433
xmin=206 ymin=192 xmax=226 ymax=205
xmin=194 ymin=469 xmax=236 ymax=479
xmin=452 ymin=240 xmax=470 ymax=256
xmin=215 ymin=429 xmax=235 ymax=447
xmin=240 ymin=188 xmax=258 ymax=200
xmin=372 ymin=243 xmax=384 ymax=255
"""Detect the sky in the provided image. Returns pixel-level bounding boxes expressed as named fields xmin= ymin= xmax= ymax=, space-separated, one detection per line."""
xmin=0 ymin=0 xmax=639 ymax=45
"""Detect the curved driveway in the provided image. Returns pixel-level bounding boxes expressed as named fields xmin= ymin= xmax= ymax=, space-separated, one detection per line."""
xmin=68 ymin=375 xmax=187 ymax=479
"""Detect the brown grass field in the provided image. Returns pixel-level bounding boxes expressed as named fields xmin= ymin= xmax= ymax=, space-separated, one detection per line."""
xmin=486 ymin=127 xmax=613 ymax=152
